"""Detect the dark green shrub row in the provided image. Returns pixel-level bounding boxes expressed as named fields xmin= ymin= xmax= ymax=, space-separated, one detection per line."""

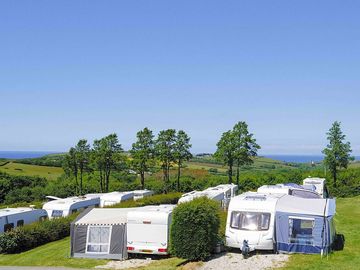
xmin=108 ymin=192 xmax=182 ymax=208
xmin=0 ymin=214 xmax=77 ymax=254
xmin=170 ymin=197 xmax=220 ymax=261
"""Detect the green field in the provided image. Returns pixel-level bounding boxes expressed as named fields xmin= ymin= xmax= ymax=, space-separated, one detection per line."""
xmin=0 ymin=162 xmax=63 ymax=180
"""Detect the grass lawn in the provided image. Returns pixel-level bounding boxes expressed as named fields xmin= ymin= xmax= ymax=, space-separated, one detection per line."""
xmin=282 ymin=196 xmax=360 ymax=270
xmin=0 ymin=162 xmax=63 ymax=180
xmin=0 ymin=237 xmax=107 ymax=269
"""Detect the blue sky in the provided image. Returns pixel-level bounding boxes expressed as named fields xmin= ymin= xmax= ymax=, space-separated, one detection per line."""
xmin=1 ymin=1 xmax=359 ymax=154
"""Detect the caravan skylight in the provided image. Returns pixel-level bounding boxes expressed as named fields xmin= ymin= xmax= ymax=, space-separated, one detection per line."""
xmin=244 ymin=195 xmax=266 ymax=201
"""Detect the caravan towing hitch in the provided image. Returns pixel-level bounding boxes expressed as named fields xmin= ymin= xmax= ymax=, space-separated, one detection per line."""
xmin=242 ymin=240 xmax=250 ymax=258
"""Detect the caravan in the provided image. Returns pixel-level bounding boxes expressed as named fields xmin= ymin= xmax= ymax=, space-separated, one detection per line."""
xmin=43 ymin=196 xmax=100 ymax=218
xmin=257 ymin=183 xmax=321 ymax=199
xmin=275 ymin=195 xmax=336 ymax=254
xmin=126 ymin=204 xmax=176 ymax=255
xmin=225 ymin=192 xmax=284 ymax=252
xmin=302 ymin=177 xmax=329 ymax=198
xmin=133 ymin=190 xmax=154 ymax=201
xmin=0 ymin=208 xmax=48 ymax=233
xmin=86 ymin=192 xmax=134 ymax=207
xmin=178 ymin=184 xmax=238 ymax=208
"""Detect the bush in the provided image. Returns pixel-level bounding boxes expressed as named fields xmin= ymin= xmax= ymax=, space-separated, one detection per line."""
xmin=0 ymin=214 xmax=76 ymax=254
xmin=108 ymin=192 xmax=182 ymax=208
xmin=170 ymin=197 xmax=220 ymax=261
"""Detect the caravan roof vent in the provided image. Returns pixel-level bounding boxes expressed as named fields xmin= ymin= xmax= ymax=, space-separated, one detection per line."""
xmin=244 ymin=195 xmax=266 ymax=201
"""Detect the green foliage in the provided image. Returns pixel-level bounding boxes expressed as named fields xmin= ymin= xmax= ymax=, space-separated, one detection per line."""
xmin=174 ymin=130 xmax=193 ymax=191
xmin=170 ymin=197 xmax=220 ymax=261
xmin=130 ymin=127 xmax=155 ymax=189
xmin=108 ymin=192 xmax=182 ymax=208
xmin=14 ymin=154 xmax=65 ymax=167
xmin=155 ymin=129 xmax=177 ymax=192
xmin=322 ymin=121 xmax=353 ymax=187
xmin=0 ymin=214 xmax=76 ymax=254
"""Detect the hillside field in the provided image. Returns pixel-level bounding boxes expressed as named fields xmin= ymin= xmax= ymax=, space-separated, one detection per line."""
xmin=0 ymin=162 xmax=63 ymax=180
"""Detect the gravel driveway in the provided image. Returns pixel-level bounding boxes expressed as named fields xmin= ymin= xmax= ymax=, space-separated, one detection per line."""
xmin=197 ymin=251 xmax=289 ymax=270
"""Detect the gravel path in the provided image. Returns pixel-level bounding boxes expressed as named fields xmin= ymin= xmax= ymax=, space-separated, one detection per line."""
xmin=0 ymin=267 xmax=83 ymax=270
xmin=197 ymin=251 xmax=289 ymax=270
xmin=95 ymin=258 xmax=153 ymax=269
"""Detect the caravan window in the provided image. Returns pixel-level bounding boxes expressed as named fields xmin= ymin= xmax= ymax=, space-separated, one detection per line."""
xmin=51 ymin=210 xmax=63 ymax=218
xmin=289 ymin=217 xmax=314 ymax=245
xmin=230 ymin=211 xmax=270 ymax=231
xmin=4 ymin=223 xmax=14 ymax=232
xmin=17 ymin=220 xmax=24 ymax=227
xmin=86 ymin=226 xmax=111 ymax=254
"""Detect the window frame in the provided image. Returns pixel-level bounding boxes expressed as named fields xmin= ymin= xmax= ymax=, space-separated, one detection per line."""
xmin=51 ymin=210 xmax=64 ymax=218
xmin=230 ymin=211 xmax=271 ymax=231
xmin=85 ymin=225 xmax=112 ymax=254
xmin=288 ymin=216 xmax=315 ymax=244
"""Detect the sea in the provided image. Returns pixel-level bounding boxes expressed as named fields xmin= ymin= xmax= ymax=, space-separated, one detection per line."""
xmin=0 ymin=151 xmax=59 ymax=159
xmin=265 ymin=154 xmax=360 ymax=163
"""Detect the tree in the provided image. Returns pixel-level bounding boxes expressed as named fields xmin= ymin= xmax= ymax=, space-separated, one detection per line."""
xmin=130 ymin=127 xmax=155 ymax=189
xmin=322 ymin=121 xmax=353 ymax=187
xmin=92 ymin=134 xmax=123 ymax=192
xmin=214 ymin=130 xmax=236 ymax=184
xmin=155 ymin=129 xmax=176 ymax=193
xmin=75 ymin=139 xmax=91 ymax=195
xmin=63 ymin=147 xmax=79 ymax=194
xmin=232 ymin=122 xmax=260 ymax=187
xmin=174 ymin=130 xmax=192 ymax=191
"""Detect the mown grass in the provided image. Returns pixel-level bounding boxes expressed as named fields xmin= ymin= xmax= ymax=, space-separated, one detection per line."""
xmin=282 ymin=196 xmax=360 ymax=270
xmin=0 ymin=237 xmax=107 ymax=268
xmin=0 ymin=162 xmax=63 ymax=180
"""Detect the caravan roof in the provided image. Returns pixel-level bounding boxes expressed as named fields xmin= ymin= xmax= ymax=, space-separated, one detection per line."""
xmin=257 ymin=184 xmax=321 ymax=198
xmin=276 ymin=195 xmax=336 ymax=216
xmin=229 ymin=192 xmax=284 ymax=212
xmin=43 ymin=196 xmax=99 ymax=210
xmin=74 ymin=208 xmax=132 ymax=225
xmin=0 ymin=207 xmax=41 ymax=217
xmin=127 ymin=204 xmax=176 ymax=225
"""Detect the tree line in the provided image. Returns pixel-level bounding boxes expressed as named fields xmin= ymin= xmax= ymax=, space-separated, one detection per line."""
xmin=63 ymin=129 xmax=192 ymax=195
xmin=63 ymin=120 xmax=354 ymax=196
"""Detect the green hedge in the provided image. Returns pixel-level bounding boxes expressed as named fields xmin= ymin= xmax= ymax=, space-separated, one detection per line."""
xmin=0 ymin=214 xmax=76 ymax=254
xmin=170 ymin=197 xmax=220 ymax=261
xmin=108 ymin=192 xmax=182 ymax=208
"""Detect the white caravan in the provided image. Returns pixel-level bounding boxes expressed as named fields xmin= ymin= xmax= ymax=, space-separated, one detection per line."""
xmin=178 ymin=184 xmax=238 ymax=208
xmin=127 ymin=204 xmax=176 ymax=255
xmin=257 ymin=184 xmax=321 ymax=199
xmin=303 ymin=177 xmax=328 ymax=198
xmin=225 ymin=192 xmax=284 ymax=252
xmin=0 ymin=207 xmax=48 ymax=233
xmin=133 ymin=190 xmax=154 ymax=200
xmin=43 ymin=196 xmax=100 ymax=218
xmin=86 ymin=191 xmax=134 ymax=207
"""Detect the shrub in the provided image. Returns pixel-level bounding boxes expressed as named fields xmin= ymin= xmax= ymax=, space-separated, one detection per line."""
xmin=0 ymin=214 xmax=76 ymax=254
xmin=170 ymin=197 xmax=220 ymax=261
xmin=108 ymin=192 xmax=182 ymax=208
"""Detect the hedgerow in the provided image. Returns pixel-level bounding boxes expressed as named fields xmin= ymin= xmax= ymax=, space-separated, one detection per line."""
xmin=108 ymin=192 xmax=182 ymax=208
xmin=0 ymin=214 xmax=77 ymax=254
xmin=170 ymin=197 xmax=220 ymax=261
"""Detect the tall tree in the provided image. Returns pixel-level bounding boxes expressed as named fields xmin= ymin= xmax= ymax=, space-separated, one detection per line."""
xmin=130 ymin=127 xmax=155 ymax=189
xmin=322 ymin=121 xmax=353 ymax=187
xmin=214 ymin=130 xmax=236 ymax=184
xmin=155 ymin=129 xmax=176 ymax=193
xmin=92 ymin=134 xmax=123 ymax=192
xmin=174 ymin=130 xmax=192 ymax=191
xmin=232 ymin=121 xmax=260 ymax=187
xmin=75 ymin=139 xmax=91 ymax=195
xmin=63 ymin=147 xmax=79 ymax=194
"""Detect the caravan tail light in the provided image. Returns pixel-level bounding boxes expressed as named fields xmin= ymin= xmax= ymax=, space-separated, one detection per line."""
xmin=127 ymin=246 xmax=134 ymax=251
xmin=143 ymin=220 xmax=151 ymax=224
xmin=158 ymin=248 xmax=167 ymax=253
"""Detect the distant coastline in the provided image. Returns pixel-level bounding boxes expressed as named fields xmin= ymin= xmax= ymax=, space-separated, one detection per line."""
xmin=1 ymin=151 xmax=359 ymax=163
xmin=0 ymin=151 xmax=59 ymax=159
